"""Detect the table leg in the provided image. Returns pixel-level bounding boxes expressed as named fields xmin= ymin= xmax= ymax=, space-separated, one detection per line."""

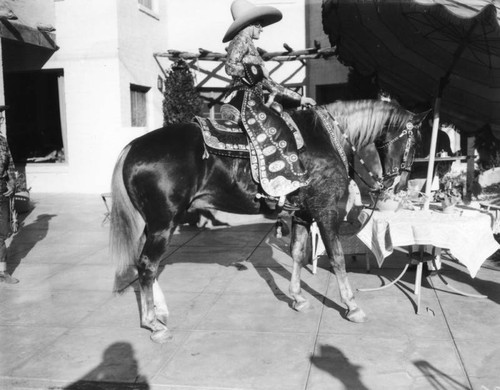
xmin=415 ymin=262 xmax=423 ymax=314
xmin=431 ymin=259 xmax=487 ymax=299
xmin=310 ymin=223 xmax=319 ymax=275
xmin=357 ymin=263 xmax=410 ymax=292
xmin=427 ymin=248 xmax=442 ymax=272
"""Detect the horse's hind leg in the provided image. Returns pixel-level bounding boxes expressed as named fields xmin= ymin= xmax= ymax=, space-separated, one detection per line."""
xmin=137 ymin=229 xmax=173 ymax=343
xmin=289 ymin=219 xmax=310 ymax=311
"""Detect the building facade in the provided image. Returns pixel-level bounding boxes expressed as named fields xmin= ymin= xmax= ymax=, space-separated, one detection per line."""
xmin=1 ymin=0 xmax=347 ymax=193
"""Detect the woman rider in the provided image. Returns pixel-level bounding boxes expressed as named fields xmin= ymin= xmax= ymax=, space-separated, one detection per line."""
xmin=223 ymin=0 xmax=316 ymax=208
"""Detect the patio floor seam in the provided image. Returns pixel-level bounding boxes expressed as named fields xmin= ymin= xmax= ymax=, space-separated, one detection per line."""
xmin=304 ymin=270 xmax=334 ymax=390
xmin=429 ymin=277 xmax=473 ymax=389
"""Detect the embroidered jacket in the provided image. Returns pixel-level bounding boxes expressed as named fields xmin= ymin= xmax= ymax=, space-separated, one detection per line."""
xmin=225 ymin=33 xmax=302 ymax=103
xmin=0 ymin=135 xmax=16 ymax=184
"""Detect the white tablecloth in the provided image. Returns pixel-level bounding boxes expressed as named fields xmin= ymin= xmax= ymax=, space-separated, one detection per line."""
xmin=357 ymin=208 xmax=500 ymax=278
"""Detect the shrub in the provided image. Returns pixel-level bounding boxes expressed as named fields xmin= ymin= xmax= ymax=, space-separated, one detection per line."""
xmin=162 ymin=59 xmax=204 ymax=126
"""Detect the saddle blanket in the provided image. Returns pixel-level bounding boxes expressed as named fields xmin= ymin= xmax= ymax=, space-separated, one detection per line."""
xmin=193 ymin=114 xmax=305 ymax=159
xmin=193 ymin=116 xmax=250 ymax=159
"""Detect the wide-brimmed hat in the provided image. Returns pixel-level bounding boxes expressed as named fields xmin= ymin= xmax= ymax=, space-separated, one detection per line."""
xmin=223 ymin=0 xmax=282 ymax=43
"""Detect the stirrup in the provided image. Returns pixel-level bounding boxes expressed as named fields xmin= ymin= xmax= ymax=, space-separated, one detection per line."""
xmin=256 ymin=193 xmax=300 ymax=211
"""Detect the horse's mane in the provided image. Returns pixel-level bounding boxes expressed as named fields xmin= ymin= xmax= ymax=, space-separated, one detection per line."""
xmin=323 ymin=100 xmax=411 ymax=150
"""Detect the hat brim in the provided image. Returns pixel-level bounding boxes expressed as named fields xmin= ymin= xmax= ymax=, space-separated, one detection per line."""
xmin=223 ymin=6 xmax=282 ymax=43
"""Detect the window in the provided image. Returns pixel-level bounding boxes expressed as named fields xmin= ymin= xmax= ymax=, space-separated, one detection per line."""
xmin=138 ymin=0 xmax=152 ymax=10
xmin=138 ymin=0 xmax=159 ymax=18
xmin=130 ymin=84 xmax=150 ymax=127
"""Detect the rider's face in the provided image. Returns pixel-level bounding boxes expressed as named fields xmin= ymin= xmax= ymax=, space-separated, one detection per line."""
xmin=251 ymin=24 xmax=263 ymax=39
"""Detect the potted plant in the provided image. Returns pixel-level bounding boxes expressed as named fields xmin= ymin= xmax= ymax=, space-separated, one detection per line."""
xmin=434 ymin=171 xmax=464 ymax=212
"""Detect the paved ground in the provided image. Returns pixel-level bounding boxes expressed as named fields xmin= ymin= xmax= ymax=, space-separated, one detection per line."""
xmin=0 ymin=193 xmax=499 ymax=390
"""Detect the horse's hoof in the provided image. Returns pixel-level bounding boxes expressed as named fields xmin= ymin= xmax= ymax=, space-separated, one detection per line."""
xmin=292 ymin=300 xmax=310 ymax=312
xmin=150 ymin=328 xmax=173 ymax=344
xmin=346 ymin=307 xmax=367 ymax=323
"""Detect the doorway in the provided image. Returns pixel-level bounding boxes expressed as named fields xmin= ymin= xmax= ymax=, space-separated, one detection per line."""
xmin=4 ymin=69 xmax=65 ymax=163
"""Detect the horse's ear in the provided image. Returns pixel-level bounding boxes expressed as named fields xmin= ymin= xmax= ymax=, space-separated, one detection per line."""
xmin=411 ymin=109 xmax=432 ymax=125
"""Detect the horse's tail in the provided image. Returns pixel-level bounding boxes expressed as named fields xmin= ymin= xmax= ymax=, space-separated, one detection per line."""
xmin=110 ymin=144 xmax=146 ymax=278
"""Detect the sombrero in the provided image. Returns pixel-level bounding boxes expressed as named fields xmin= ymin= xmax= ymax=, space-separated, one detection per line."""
xmin=223 ymin=0 xmax=282 ymax=43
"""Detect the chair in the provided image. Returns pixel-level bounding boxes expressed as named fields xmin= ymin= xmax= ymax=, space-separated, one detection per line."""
xmin=310 ymin=222 xmax=370 ymax=274
xmin=480 ymin=202 xmax=500 ymax=234
xmin=101 ymin=192 xmax=112 ymax=225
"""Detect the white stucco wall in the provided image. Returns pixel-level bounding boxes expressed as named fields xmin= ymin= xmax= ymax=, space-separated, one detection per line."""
xmin=27 ymin=0 xmax=167 ymax=193
xmin=117 ymin=0 xmax=167 ymax=130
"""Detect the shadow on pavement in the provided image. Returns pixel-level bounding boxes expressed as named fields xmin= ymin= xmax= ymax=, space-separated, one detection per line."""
xmin=7 ymin=213 xmax=56 ymax=274
xmin=64 ymin=342 xmax=150 ymax=390
xmin=311 ymin=344 xmax=369 ymax=390
xmin=414 ymin=360 xmax=469 ymax=389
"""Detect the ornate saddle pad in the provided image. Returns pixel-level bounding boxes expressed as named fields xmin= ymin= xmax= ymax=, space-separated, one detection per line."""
xmin=193 ymin=116 xmax=250 ymax=158
xmin=193 ymin=112 xmax=305 ymax=160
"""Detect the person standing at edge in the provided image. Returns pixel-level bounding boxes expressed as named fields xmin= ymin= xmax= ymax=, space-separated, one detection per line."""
xmin=223 ymin=0 xmax=316 ymax=209
xmin=0 ymin=105 xmax=18 ymax=284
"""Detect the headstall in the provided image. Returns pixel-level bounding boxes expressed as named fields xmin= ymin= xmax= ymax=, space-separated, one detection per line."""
xmin=316 ymin=107 xmax=416 ymax=192
xmin=376 ymin=122 xmax=416 ymax=181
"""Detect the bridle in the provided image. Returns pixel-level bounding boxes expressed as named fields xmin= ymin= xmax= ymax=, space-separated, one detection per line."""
xmin=315 ymin=106 xmax=417 ymax=192
xmin=374 ymin=122 xmax=417 ymax=189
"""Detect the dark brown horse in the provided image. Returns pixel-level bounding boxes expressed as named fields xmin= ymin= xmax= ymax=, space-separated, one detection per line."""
xmin=110 ymin=100 xmax=425 ymax=343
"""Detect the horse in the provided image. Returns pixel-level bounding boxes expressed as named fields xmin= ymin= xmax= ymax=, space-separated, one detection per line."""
xmin=110 ymin=99 xmax=426 ymax=343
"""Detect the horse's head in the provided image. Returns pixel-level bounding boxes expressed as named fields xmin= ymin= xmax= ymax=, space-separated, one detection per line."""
xmin=320 ymin=100 xmax=429 ymax=193
xmin=375 ymin=108 xmax=429 ymax=192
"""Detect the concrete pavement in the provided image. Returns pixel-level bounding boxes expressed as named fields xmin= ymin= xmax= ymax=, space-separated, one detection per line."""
xmin=0 ymin=193 xmax=499 ymax=390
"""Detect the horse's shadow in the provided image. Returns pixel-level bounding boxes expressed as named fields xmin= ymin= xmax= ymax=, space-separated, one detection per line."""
xmin=7 ymin=213 xmax=57 ymax=275
xmin=115 ymin=221 xmax=345 ymax=319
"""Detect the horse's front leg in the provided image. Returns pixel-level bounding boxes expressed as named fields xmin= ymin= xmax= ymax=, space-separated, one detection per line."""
xmin=153 ymin=279 xmax=169 ymax=325
xmin=329 ymin=234 xmax=367 ymax=322
xmin=137 ymin=231 xmax=173 ymax=343
xmin=289 ymin=218 xmax=310 ymax=311
xmin=316 ymin=218 xmax=367 ymax=323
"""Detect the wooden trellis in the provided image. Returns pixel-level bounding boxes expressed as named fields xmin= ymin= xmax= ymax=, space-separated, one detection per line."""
xmin=154 ymin=42 xmax=336 ymax=108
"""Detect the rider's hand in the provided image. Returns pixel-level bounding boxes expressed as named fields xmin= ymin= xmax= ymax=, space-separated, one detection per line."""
xmin=300 ymin=96 xmax=316 ymax=107
xmin=262 ymin=66 xmax=269 ymax=79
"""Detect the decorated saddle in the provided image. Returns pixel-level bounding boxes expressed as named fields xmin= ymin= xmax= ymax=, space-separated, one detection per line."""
xmin=193 ymin=103 xmax=306 ymax=196
xmin=193 ymin=115 xmax=250 ymax=159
